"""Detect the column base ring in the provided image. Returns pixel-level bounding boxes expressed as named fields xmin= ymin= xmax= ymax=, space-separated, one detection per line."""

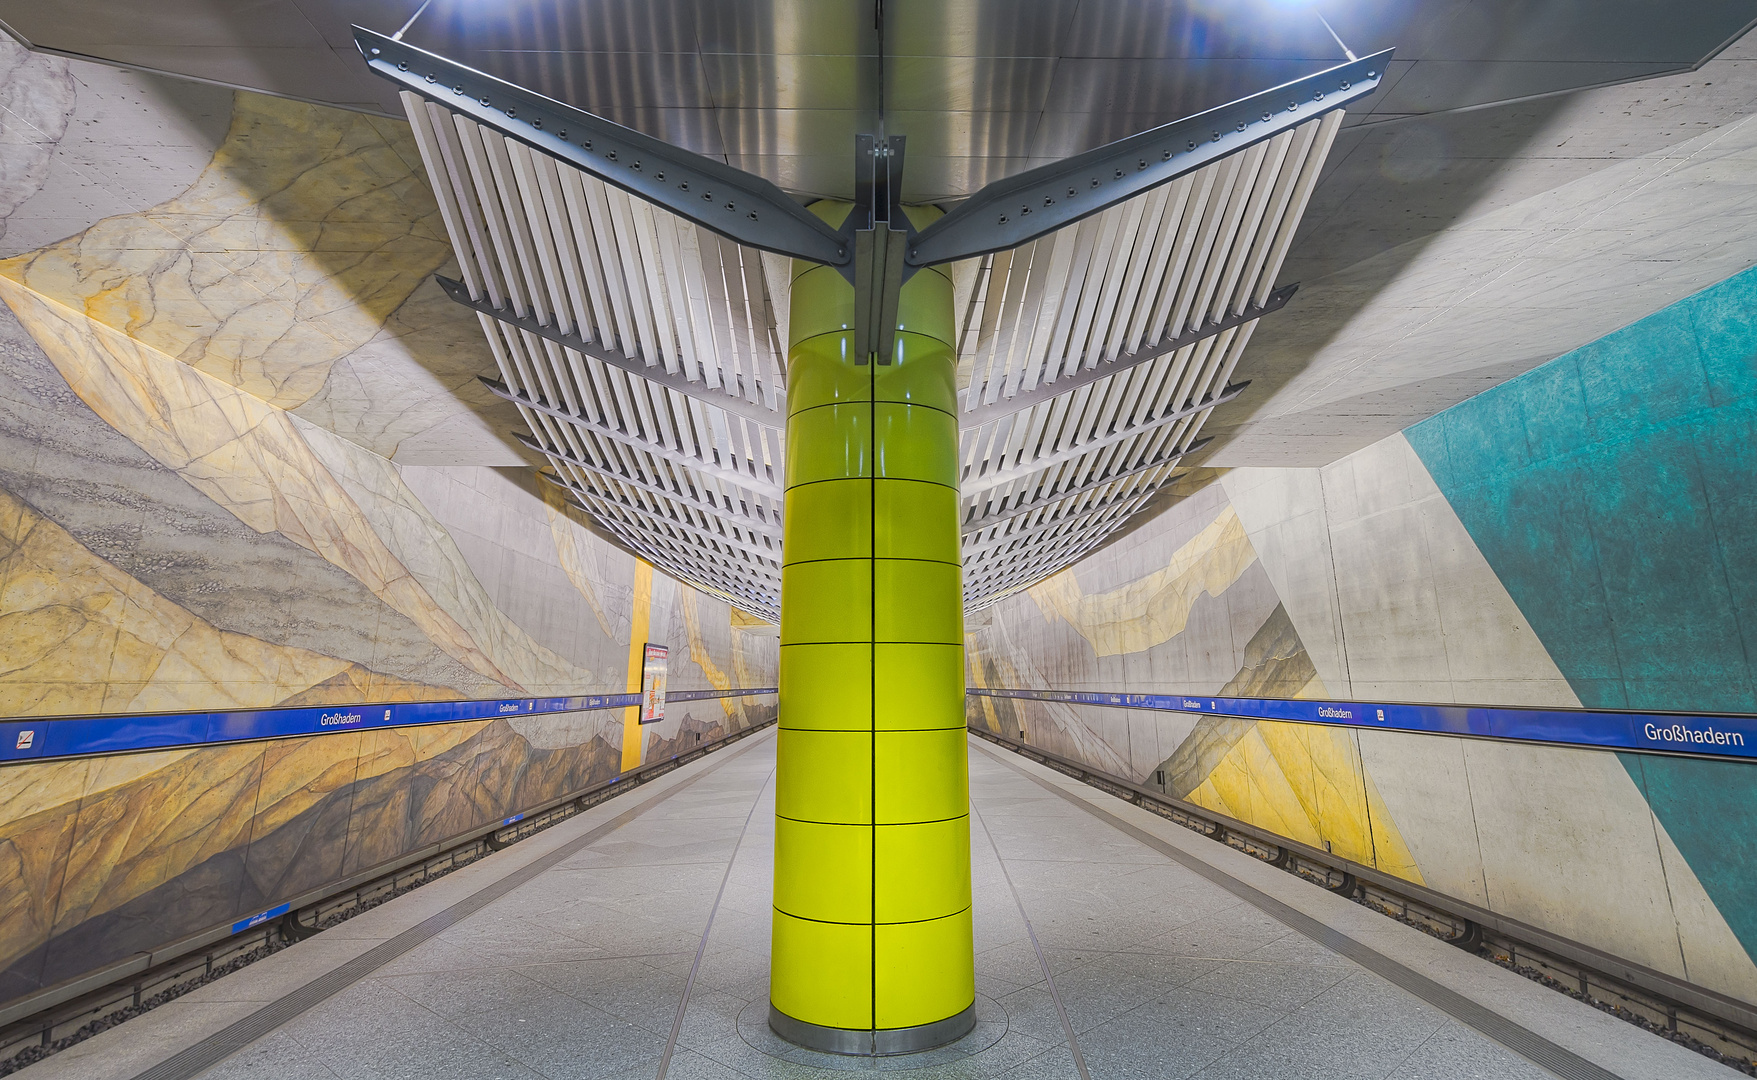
xmin=767 ymin=1002 xmax=977 ymax=1056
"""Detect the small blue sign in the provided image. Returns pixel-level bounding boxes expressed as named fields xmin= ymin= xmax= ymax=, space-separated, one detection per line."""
xmin=232 ymin=902 xmax=292 ymax=933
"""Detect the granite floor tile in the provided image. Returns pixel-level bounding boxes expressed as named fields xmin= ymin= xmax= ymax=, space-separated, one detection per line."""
xmin=57 ymin=737 xmax=1667 ymax=1080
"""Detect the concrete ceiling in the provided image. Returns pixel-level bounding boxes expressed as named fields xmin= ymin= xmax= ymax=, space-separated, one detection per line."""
xmin=3 ymin=0 xmax=1755 ymax=472
xmin=1217 ymin=28 xmax=1757 ymax=465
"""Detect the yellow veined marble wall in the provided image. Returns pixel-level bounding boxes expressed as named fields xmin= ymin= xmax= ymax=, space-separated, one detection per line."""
xmin=966 ymin=482 xmax=1425 ymax=883
xmin=0 ymin=482 xmax=449 ymax=715
xmin=0 ymin=93 xmax=448 ymax=409
xmin=0 ymin=711 xmax=628 ymax=1006
xmin=1168 ymin=717 xmax=1423 ymax=882
xmin=0 ymin=69 xmax=777 ymax=1012
xmin=0 ymin=82 xmax=775 ymax=717
xmin=1024 ymin=505 xmax=1258 ymax=658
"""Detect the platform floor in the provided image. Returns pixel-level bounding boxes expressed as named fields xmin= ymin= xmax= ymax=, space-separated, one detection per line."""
xmin=27 ymin=730 xmax=1738 ymax=1080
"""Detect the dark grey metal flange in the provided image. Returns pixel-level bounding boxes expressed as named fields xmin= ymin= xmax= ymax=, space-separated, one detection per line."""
xmin=907 ymin=49 xmax=1394 ymax=268
xmin=768 ymin=1002 xmax=977 ymax=1056
xmin=354 ymin=26 xmax=850 ymax=268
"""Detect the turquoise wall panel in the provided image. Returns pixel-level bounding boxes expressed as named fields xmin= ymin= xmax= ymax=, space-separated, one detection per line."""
xmin=1407 ymin=263 xmax=1757 ymax=966
xmin=1406 ymin=264 xmax=1757 ymax=714
xmin=1621 ymin=753 xmax=1757 ymax=963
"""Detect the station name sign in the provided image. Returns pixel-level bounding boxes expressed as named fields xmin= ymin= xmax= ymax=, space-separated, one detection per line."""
xmin=970 ymin=687 xmax=1757 ymax=762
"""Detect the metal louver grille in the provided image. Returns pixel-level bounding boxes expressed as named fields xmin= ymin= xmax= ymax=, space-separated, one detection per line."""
xmin=955 ymin=111 xmax=1343 ymax=609
xmin=400 ymin=90 xmax=788 ymax=619
xmin=399 ymin=81 xmax=1347 ymax=619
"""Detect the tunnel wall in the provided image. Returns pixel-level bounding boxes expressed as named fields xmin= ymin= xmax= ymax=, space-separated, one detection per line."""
xmin=967 ymin=263 xmax=1757 ymax=1006
xmin=0 ymin=51 xmax=779 ymax=1014
xmin=0 ymin=691 xmax=776 ymax=1011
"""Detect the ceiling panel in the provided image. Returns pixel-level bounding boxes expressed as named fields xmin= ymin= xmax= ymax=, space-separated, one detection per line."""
xmin=699 ymin=52 xmax=874 ymax=111
xmin=417 ymin=0 xmax=705 ymax=55
xmin=446 ymin=51 xmax=713 ymax=112
xmin=5 ymin=0 xmax=1750 ymax=195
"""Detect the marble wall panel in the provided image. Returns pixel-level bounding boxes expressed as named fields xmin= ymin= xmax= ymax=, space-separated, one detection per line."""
xmin=0 ymin=704 xmax=711 ymax=1007
xmin=0 ymin=302 xmax=487 ymax=697
xmin=1221 ymin=436 xmax=1578 ymax=707
xmin=0 ymin=91 xmax=448 ymax=410
xmin=0 ymin=38 xmax=776 ymax=1015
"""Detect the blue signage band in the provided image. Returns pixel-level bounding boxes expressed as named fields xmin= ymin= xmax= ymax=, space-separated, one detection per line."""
xmin=969 ymin=688 xmax=1757 ymax=763
xmin=0 ymin=688 xmax=778 ymax=765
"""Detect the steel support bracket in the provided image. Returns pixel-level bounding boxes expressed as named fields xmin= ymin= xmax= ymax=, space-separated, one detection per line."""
xmin=905 ymin=49 xmax=1393 ymax=267
xmin=842 ymin=134 xmax=912 ymax=364
xmin=353 ymin=26 xmax=850 ymax=268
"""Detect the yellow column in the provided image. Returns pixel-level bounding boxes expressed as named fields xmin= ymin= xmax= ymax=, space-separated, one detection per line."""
xmin=769 ymin=204 xmax=974 ymax=1055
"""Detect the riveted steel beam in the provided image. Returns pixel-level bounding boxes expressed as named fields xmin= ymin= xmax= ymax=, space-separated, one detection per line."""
xmin=959 ymin=287 xmax=1286 ymax=426
xmin=487 ymin=378 xmax=781 ymax=496
xmin=907 ymin=50 xmax=1392 ymax=268
xmin=354 ymin=26 xmax=849 ymax=268
xmin=441 ymin=277 xmax=782 ymax=425
xmin=519 ymin=434 xmax=779 ymax=527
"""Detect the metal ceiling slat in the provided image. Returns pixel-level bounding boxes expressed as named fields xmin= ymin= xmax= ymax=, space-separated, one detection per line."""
xmin=532 ymin=153 xmax=597 ymax=339
xmin=626 ymin=197 xmax=683 ymax=375
xmin=1078 ymin=196 xmax=1148 ymax=369
xmin=967 ymin=501 xmax=1151 ymax=588
xmin=1162 ymin=157 xmax=1236 ymax=343
xmin=1207 ymin=136 xmax=1288 ymax=324
xmin=683 ymin=221 xmax=726 ymax=391
xmin=508 ymin=141 xmax=577 ymax=336
xmin=424 ymin=101 xmax=506 ymax=307
xmin=1254 ymin=109 xmax=1344 ymax=308
xmin=1139 ymin=164 xmax=1213 ymax=346
xmin=972 ymin=247 xmax=1021 ymax=408
xmin=601 ymin=185 xmax=665 ymax=367
xmin=963 ymin=460 xmax=1184 ymax=534
xmin=1207 ymin=320 xmax=1263 ymax=410
xmin=1123 ymin=174 xmax=1194 ymax=355
xmin=493 ymin=320 xmax=543 ymax=405
xmin=514 ymin=328 xmax=565 ymax=414
xmin=1178 ymin=149 xmax=1259 ymax=342
xmin=1101 ymin=184 xmax=1170 ymax=362
xmin=452 ymin=116 xmax=531 ymax=315
xmin=572 ymin=487 xmax=781 ymax=567
xmin=555 ymin=168 xmax=615 ymax=346
xmin=653 ymin=212 xmax=705 ymax=382
xmin=578 ymin=175 xmax=639 ymax=354
xmin=1009 ymin=240 xmax=1069 ymax=402
xmin=1038 ymin=216 xmax=1104 ymax=387
xmin=541 ymin=454 xmax=778 ymax=534
xmin=1165 ymin=331 xmax=1225 ymax=417
xmin=481 ymin=134 xmax=555 ymax=327
xmin=477 ymin=311 xmax=528 ymax=409
xmin=1058 ymin=204 xmax=1129 ymax=384
xmin=588 ymin=514 xmax=777 ymax=616
xmin=491 ymin=378 xmax=782 ymax=498
xmin=537 ymin=336 xmax=584 ymax=416
xmin=1231 ymin=122 xmax=1318 ymax=314
xmin=961 ymin=253 xmax=1001 ymax=402
xmin=400 ymin=92 xmax=485 ymax=303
